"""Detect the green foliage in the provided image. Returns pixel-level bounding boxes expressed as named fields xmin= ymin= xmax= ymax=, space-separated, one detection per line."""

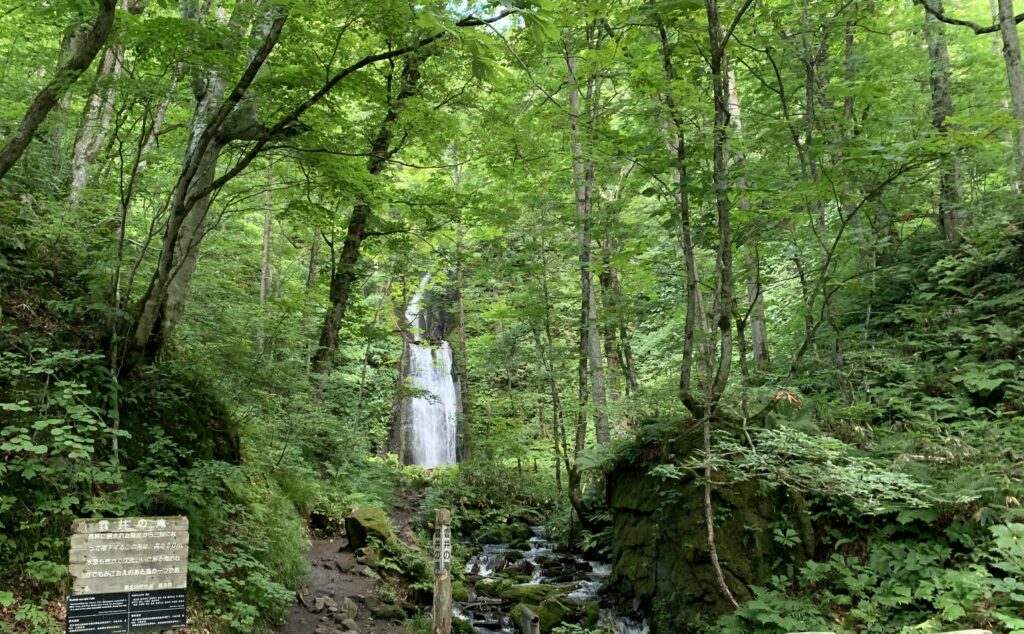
xmin=422 ymin=460 xmax=556 ymax=540
xmin=3 ymin=0 xmax=1024 ymax=630
xmin=0 ymin=347 xmax=121 ymax=582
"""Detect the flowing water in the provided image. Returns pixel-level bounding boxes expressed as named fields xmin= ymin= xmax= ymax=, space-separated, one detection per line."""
xmin=460 ymin=527 xmax=649 ymax=634
xmin=405 ymin=274 xmax=459 ymax=468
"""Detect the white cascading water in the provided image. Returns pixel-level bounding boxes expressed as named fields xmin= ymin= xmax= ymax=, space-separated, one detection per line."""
xmin=405 ymin=274 xmax=458 ymax=468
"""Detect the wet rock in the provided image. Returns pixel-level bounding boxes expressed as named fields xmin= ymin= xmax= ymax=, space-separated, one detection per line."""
xmin=475 ymin=577 xmax=512 ymax=597
xmin=339 ymin=618 xmax=360 ymax=632
xmin=313 ymin=596 xmax=338 ymax=613
xmin=398 ymin=526 xmax=417 ymax=545
xmin=506 ymin=559 xmax=533 ymax=575
xmin=505 ymin=550 xmax=525 ymax=562
xmin=337 ymin=596 xmax=359 ymax=621
xmin=453 ymin=617 xmax=476 ymax=634
xmin=366 ymin=596 xmax=407 ymax=621
xmin=355 ymin=546 xmax=380 ymax=566
xmin=607 ymin=441 xmax=779 ymax=625
xmin=344 ymin=508 xmax=396 ymax=549
xmin=314 ymin=625 xmax=341 ymax=634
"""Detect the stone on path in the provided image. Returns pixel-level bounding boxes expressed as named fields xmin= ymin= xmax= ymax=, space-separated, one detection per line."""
xmin=344 ymin=508 xmax=396 ymax=549
xmin=313 ymin=595 xmax=338 ymax=613
xmin=337 ymin=596 xmax=359 ymax=621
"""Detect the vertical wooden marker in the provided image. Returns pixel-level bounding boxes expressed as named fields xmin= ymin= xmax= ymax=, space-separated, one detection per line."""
xmin=519 ymin=605 xmax=541 ymax=634
xmin=432 ymin=508 xmax=452 ymax=634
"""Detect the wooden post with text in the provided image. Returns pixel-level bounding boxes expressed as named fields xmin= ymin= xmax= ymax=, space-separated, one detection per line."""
xmin=431 ymin=509 xmax=452 ymax=634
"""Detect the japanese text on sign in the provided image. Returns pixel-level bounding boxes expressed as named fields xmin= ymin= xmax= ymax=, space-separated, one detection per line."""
xmin=433 ymin=525 xmax=452 ymax=575
xmin=69 ymin=517 xmax=188 ymax=596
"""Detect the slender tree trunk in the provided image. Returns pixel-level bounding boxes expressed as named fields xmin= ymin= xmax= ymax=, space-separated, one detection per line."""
xmin=658 ymin=22 xmax=703 ymax=417
xmin=702 ymin=0 xmax=749 ymax=609
xmin=69 ymin=47 xmax=119 ymax=201
xmin=306 ymin=228 xmax=321 ymax=293
xmin=566 ymin=48 xmax=610 ymax=445
xmin=125 ymin=4 xmax=288 ymax=370
xmin=454 ymin=166 xmax=473 ymax=459
xmin=924 ymin=1 xmax=964 ymax=243
xmin=706 ymin=0 xmax=735 ymax=407
xmin=0 ymin=0 xmax=117 ymax=181
xmin=260 ymin=163 xmax=274 ymax=305
xmin=311 ymin=54 xmax=425 ymax=373
xmin=997 ymin=0 xmax=1024 ymax=186
xmin=745 ymin=249 xmax=769 ymax=367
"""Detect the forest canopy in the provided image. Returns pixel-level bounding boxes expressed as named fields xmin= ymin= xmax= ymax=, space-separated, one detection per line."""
xmin=1 ymin=0 xmax=1023 ymax=632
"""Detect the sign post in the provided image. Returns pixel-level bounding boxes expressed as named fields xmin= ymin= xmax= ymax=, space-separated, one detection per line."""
xmin=67 ymin=517 xmax=189 ymax=634
xmin=431 ymin=509 xmax=452 ymax=634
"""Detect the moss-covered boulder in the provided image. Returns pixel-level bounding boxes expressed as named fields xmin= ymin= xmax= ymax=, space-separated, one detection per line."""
xmin=452 ymin=617 xmax=476 ymax=634
xmin=509 ymin=597 xmax=597 ymax=634
xmin=365 ymin=596 xmax=406 ymax=621
xmin=606 ymin=427 xmax=787 ymax=626
xmin=452 ymin=580 xmax=469 ymax=602
xmin=345 ymin=508 xmax=396 ymax=549
xmin=474 ymin=577 xmax=512 ymax=598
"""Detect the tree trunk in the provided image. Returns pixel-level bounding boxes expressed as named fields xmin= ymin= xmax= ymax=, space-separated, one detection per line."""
xmin=658 ymin=21 xmax=703 ymax=417
xmin=924 ymin=0 xmax=964 ymax=243
xmin=260 ymin=163 xmax=274 ymax=305
xmin=706 ymin=0 xmax=735 ymax=408
xmin=311 ymin=54 xmax=425 ymax=373
xmin=69 ymin=47 xmax=119 ymax=201
xmin=0 ymin=0 xmax=117 ymax=181
xmin=125 ymin=4 xmax=288 ymax=370
xmin=455 ymin=218 xmax=473 ymax=459
xmin=566 ymin=48 xmax=610 ymax=445
xmin=306 ymin=228 xmax=321 ymax=293
xmin=745 ymin=248 xmax=769 ymax=367
xmin=998 ymin=0 xmax=1024 ymax=186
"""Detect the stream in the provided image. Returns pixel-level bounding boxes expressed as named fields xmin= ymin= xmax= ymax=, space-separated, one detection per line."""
xmin=458 ymin=527 xmax=648 ymax=634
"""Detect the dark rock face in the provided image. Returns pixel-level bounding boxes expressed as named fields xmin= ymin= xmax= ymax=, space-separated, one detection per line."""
xmin=418 ymin=283 xmax=457 ymax=343
xmin=605 ymin=432 xmax=784 ymax=631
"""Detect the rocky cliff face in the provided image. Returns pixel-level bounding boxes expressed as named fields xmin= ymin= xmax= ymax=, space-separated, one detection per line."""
xmin=605 ymin=431 xmax=788 ymax=631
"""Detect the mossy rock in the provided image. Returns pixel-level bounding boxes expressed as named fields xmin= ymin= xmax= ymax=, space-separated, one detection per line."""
xmin=510 ymin=598 xmax=585 ymax=634
xmin=355 ymin=545 xmax=380 ymax=565
xmin=365 ymin=596 xmax=406 ymax=621
xmin=497 ymin=583 xmax=566 ymax=604
xmin=452 ymin=617 xmax=476 ymax=634
xmin=345 ymin=508 xmax=396 ymax=549
xmin=474 ymin=577 xmax=512 ymax=598
xmin=606 ymin=436 xmax=780 ymax=621
xmin=508 ymin=522 xmax=533 ymax=541
xmin=505 ymin=550 xmax=525 ymax=562
xmin=452 ymin=580 xmax=469 ymax=602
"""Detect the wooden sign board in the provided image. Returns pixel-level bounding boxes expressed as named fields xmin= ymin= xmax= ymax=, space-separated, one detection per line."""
xmin=67 ymin=517 xmax=188 ymax=633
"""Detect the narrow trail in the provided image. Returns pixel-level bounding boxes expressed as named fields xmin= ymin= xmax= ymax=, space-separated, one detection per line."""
xmin=279 ymin=488 xmax=425 ymax=634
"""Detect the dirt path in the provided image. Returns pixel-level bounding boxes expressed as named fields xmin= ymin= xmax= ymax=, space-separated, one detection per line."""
xmin=278 ymin=489 xmax=425 ymax=634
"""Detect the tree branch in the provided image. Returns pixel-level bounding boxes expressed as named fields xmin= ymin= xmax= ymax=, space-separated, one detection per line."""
xmin=0 ymin=0 xmax=117 ymax=180
xmin=188 ymin=10 xmax=515 ymax=205
xmin=916 ymin=0 xmax=1023 ymax=34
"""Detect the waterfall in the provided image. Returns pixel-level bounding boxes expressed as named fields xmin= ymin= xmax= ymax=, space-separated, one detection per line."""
xmin=404 ymin=274 xmax=459 ymax=468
